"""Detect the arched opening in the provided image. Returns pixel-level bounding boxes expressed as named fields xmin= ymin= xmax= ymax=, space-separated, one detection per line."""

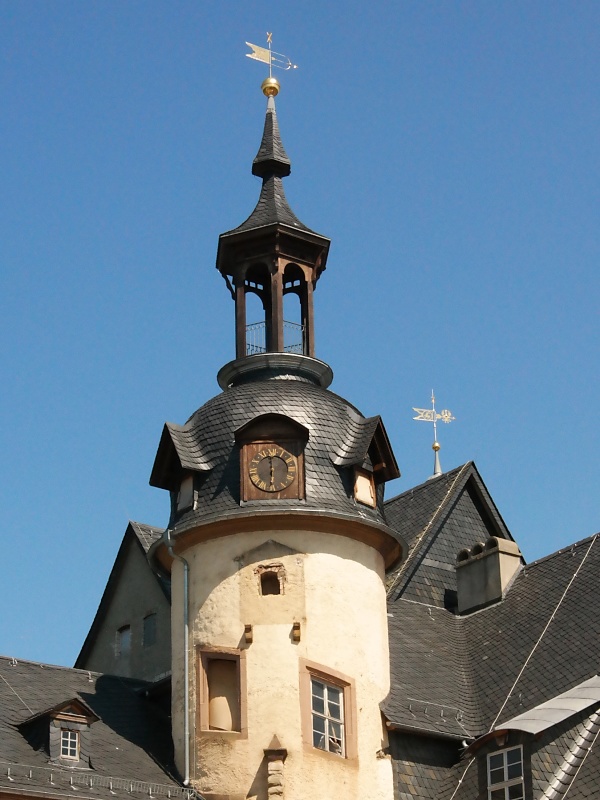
xmin=283 ymin=263 xmax=306 ymax=354
xmin=245 ymin=290 xmax=266 ymax=354
xmin=244 ymin=263 xmax=269 ymax=355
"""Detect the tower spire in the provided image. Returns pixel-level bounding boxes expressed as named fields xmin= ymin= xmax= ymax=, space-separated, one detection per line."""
xmin=252 ymin=94 xmax=291 ymax=179
xmin=216 ymin=69 xmax=330 ymax=363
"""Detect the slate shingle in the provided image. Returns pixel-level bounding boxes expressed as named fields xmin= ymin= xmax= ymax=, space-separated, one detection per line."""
xmin=0 ymin=657 xmax=181 ymax=800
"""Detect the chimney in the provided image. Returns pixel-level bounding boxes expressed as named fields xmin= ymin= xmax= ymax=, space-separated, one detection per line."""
xmin=455 ymin=537 xmax=522 ymax=615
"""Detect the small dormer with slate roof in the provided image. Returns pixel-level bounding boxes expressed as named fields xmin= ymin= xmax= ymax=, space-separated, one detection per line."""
xmin=19 ymin=698 xmax=99 ymax=769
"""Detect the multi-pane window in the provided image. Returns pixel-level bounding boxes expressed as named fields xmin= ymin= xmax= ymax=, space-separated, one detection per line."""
xmin=60 ymin=729 xmax=79 ymax=760
xmin=311 ymin=677 xmax=344 ymax=756
xmin=488 ymin=746 xmax=524 ymax=800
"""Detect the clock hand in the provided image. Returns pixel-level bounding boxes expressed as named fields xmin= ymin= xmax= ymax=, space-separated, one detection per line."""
xmin=269 ymin=457 xmax=275 ymax=488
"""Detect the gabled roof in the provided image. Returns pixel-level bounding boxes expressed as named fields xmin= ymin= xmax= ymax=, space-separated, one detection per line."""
xmin=150 ymin=421 xmax=218 ymax=491
xmin=74 ymin=521 xmax=166 ymax=670
xmin=385 ymin=462 xmax=514 ymax=606
xmin=386 ymin=525 xmax=600 ymax=799
xmin=330 ymin=413 xmax=400 ymax=482
xmin=0 ymin=656 xmax=183 ymax=800
xmin=19 ymin=697 xmax=99 ymax=726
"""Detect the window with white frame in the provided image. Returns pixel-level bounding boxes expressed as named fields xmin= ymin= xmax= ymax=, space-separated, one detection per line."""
xmin=60 ymin=729 xmax=79 ymax=760
xmin=487 ymin=745 xmax=524 ymax=800
xmin=311 ymin=677 xmax=345 ymax=756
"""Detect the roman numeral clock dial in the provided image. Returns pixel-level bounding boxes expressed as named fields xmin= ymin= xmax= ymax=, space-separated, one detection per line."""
xmin=248 ymin=447 xmax=297 ymax=493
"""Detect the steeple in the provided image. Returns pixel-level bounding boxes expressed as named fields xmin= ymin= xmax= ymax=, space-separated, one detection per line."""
xmin=216 ymin=82 xmax=330 ymax=361
xmin=252 ymin=94 xmax=291 ymax=178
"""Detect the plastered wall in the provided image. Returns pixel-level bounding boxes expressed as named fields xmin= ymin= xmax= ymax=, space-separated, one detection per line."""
xmin=170 ymin=528 xmax=394 ymax=800
xmin=83 ymin=537 xmax=171 ymax=681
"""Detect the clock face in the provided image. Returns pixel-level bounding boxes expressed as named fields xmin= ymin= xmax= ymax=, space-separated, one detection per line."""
xmin=249 ymin=446 xmax=297 ymax=493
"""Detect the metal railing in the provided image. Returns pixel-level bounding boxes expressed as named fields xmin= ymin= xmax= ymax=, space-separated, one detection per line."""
xmin=246 ymin=320 xmax=304 ymax=355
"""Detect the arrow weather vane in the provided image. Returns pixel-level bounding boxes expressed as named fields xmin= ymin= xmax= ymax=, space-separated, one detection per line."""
xmin=246 ymin=33 xmax=298 ymax=87
xmin=413 ymin=391 xmax=455 ymax=478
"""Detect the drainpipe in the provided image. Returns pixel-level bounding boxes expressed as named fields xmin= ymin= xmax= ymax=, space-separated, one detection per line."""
xmin=165 ymin=528 xmax=190 ymax=787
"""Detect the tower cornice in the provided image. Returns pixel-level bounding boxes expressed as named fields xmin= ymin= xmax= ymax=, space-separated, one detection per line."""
xmin=150 ymin=511 xmax=406 ymax=576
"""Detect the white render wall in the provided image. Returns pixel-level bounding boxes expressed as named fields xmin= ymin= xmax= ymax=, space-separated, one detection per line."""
xmin=170 ymin=528 xmax=394 ymax=800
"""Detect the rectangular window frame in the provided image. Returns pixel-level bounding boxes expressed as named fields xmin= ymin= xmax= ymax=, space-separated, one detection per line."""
xmin=354 ymin=467 xmax=376 ymax=508
xmin=487 ymin=745 xmax=524 ymax=800
xmin=60 ymin=729 xmax=79 ymax=761
xmin=310 ymin=676 xmax=345 ymax=756
xmin=143 ymin=613 xmax=157 ymax=648
xmin=196 ymin=646 xmax=247 ymax=738
xmin=116 ymin=624 xmax=131 ymax=658
xmin=299 ymin=658 xmax=357 ymax=761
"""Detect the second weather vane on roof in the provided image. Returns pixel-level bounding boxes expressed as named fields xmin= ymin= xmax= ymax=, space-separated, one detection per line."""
xmin=413 ymin=391 xmax=455 ymax=479
xmin=246 ymin=34 xmax=298 ymax=96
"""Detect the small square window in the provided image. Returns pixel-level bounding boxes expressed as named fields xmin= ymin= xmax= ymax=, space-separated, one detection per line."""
xmin=60 ymin=729 xmax=79 ymax=760
xmin=487 ymin=746 xmax=524 ymax=800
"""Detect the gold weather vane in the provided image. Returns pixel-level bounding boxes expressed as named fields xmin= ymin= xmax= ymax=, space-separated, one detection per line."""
xmin=413 ymin=391 xmax=455 ymax=478
xmin=246 ymin=33 xmax=298 ymax=90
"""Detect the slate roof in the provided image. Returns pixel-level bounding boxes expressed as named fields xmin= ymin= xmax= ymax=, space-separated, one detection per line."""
xmin=252 ymin=95 xmax=291 ymax=178
xmin=384 ymin=462 xmax=514 ymax=607
xmin=0 ymin=657 xmax=184 ymax=800
xmin=386 ymin=498 xmax=600 ymax=800
xmin=222 ymin=95 xmax=315 ymax=236
xmin=462 ymin=533 xmax=600 ymax=733
xmin=129 ymin=521 xmax=164 ymax=553
xmin=150 ymin=367 xmax=402 ymax=539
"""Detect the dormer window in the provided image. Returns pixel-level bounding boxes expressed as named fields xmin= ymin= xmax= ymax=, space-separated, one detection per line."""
xmin=60 ymin=729 xmax=79 ymax=760
xmin=487 ymin=745 xmax=524 ymax=799
xmin=19 ymin=698 xmax=98 ymax=769
xmin=354 ymin=468 xmax=376 ymax=507
xmin=236 ymin=414 xmax=308 ymax=503
xmin=177 ymin=474 xmax=195 ymax=512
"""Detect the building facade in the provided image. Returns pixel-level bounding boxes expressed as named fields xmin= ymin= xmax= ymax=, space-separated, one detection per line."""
xmin=1 ymin=80 xmax=600 ymax=800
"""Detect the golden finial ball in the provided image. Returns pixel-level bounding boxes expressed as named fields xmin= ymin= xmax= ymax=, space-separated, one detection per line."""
xmin=432 ymin=441 xmax=441 ymax=452
xmin=261 ymin=76 xmax=280 ymax=97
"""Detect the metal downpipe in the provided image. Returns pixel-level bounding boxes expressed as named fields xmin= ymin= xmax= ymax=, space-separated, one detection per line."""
xmin=165 ymin=529 xmax=190 ymax=787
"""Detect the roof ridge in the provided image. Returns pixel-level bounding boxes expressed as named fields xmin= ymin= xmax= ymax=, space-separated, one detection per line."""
xmin=0 ymin=655 xmax=101 ymax=674
xmin=386 ymin=462 xmax=472 ymax=598
xmin=523 ymin=531 xmax=600 ymax=570
xmin=129 ymin=520 xmax=164 ymax=532
xmin=384 ymin=462 xmax=471 ymax=506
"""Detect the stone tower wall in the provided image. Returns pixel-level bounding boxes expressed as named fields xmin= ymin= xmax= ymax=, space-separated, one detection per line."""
xmin=170 ymin=527 xmax=394 ymax=800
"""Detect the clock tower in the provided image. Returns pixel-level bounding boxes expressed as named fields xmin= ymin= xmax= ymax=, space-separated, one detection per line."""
xmin=149 ymin=78 xmax=405 ymax=800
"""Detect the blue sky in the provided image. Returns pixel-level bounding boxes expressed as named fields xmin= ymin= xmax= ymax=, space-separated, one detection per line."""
xmin=1 ymin=2 xmax=599 ymax=667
